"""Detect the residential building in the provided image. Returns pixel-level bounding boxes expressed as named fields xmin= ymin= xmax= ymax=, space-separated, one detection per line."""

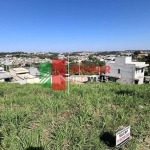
xmin=10 ymin=68 xmax=29 ymax=76
xmin=137 ymin=53 xmax=148 ymax=59
xmin=103 ymin=57 xmax=149 ymax=84
xmin=9 ymin=67 xmax=39 ymax=84
xmin=0 ymin=67 xmax=13 ymax=82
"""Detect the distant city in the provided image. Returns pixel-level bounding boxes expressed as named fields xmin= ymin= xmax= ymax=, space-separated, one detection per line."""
xmin=0 ymin=49 xmax=150 ymax=85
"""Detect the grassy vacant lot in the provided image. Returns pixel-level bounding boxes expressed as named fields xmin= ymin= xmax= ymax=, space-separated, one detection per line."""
xmin=0 ymin=82 xmax=150 ymax=150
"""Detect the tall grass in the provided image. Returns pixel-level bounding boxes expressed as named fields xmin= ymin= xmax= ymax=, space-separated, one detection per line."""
xmin=0 ymin=82 xmax=149 ymax=150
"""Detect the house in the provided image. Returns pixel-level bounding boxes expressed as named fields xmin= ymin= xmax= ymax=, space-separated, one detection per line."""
xmin=137 ymin=53 xmax=148 ymax=59
xmin=9 ymin=67 xmax=39 ymax=84
xmin=10 ymin=68 xmax=29 ymax=76
xmin=102 ymin=57 xmax=149 ymax=84
xmin=0 ymin=67 xmax=13 ymax=82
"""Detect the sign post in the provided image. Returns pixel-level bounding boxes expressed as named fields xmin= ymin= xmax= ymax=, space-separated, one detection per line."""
xmin=116 ymin=126 xmax=131 ymax=149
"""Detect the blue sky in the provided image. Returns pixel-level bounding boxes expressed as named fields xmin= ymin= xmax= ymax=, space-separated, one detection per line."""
xmin=0 ymin=0 xmax=150 ymax=52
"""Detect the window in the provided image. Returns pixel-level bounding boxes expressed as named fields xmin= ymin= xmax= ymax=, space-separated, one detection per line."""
xmin=118 ymin=69 xmax=120 ymax=74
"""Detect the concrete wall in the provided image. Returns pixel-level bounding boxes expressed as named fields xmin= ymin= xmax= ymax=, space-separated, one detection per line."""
xmin=29 ymin=67 xmax=39 ymax=76
xmin=0 ymin=79 xmax=4 ymax=82
xmin=14 ymin=80 xmax=27 ymax=85
xmin=9 ymin=69 xmax=16 ymax=76
xmin=27 ymin=78 xmax=39 ymax=84
xmin=125 ymin=57 xmax=132 ymax=63
xmin=134 ymin=68 xmax=145 ymax=78
xmin=138 ymin=78 xmax=144 ymax=84
xmin=114 ymin=57 xmax=132 ymax=65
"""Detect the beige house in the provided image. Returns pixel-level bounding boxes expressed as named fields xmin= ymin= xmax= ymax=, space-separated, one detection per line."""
xmin=9 ymin=68 xmax=39 ymax=84
xmin=10 ymin=68 xmax=29 ymax=75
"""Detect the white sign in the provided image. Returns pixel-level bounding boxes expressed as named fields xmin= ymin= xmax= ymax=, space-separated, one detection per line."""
xmin=116 ymin=126 xmax=130 ymax=146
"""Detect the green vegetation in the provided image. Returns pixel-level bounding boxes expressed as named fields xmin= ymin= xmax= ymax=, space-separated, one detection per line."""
xmin=133 ymin=51 xmax=141 ymax=59
xmin=68 ymin=58 xmax=105 ymax=75
xmin=138 ymin=54 xmax=150 ymax=75
xmin=0 ymin=82 xmax=150 ymax=150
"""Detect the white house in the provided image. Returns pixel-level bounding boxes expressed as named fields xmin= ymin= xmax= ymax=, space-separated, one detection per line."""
xmin=103 ymin=57 xmax=149 ymax=84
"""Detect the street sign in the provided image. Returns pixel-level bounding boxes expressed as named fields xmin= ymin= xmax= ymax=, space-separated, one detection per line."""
xmin=116 ymin=126 xmax=130 ymax=147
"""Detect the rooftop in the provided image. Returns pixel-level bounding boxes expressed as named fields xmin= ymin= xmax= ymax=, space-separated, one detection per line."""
xmin=107 ymin=57 xmax=149 ymax=68
xmin=0 ymin=72 xmax=13 ymax=79
xmin=11 ymin=68 xmax=29 ymax=73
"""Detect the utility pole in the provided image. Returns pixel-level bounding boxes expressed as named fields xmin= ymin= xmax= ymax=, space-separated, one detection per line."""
xmin=68 ymin=54 xmax=69 ymax=94
xmin=79 ymin=61 xmax=80 ymax=75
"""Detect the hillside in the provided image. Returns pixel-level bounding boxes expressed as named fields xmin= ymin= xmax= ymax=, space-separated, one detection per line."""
xmin=0 ymin=82 xmax=150 ymax=150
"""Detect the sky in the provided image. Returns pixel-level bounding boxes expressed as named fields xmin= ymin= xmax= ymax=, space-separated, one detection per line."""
xmin=0 ymin=0 xmax=150 ymax=53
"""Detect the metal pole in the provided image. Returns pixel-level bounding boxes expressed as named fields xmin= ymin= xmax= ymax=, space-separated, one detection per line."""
xmin=68 ymin=54 xmax=69 ymax=94
xmin=79 ymin=61 xmax=80 ymax=75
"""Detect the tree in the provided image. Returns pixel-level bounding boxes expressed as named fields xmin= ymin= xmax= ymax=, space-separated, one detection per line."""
xmin=49 ymin=53 xmax=58 ymax=59
xmin=88 ymin=55 xmax=94 ymax=61
xmin=145 ymin=54 xmax=150 ymax=75
xmin=133 ymin=51 xmax=141 ymax=59
xmin=137 ymin=54 xmax=150 ymax=75
xmin=133 ymin=51 xmax=141 ymax=56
